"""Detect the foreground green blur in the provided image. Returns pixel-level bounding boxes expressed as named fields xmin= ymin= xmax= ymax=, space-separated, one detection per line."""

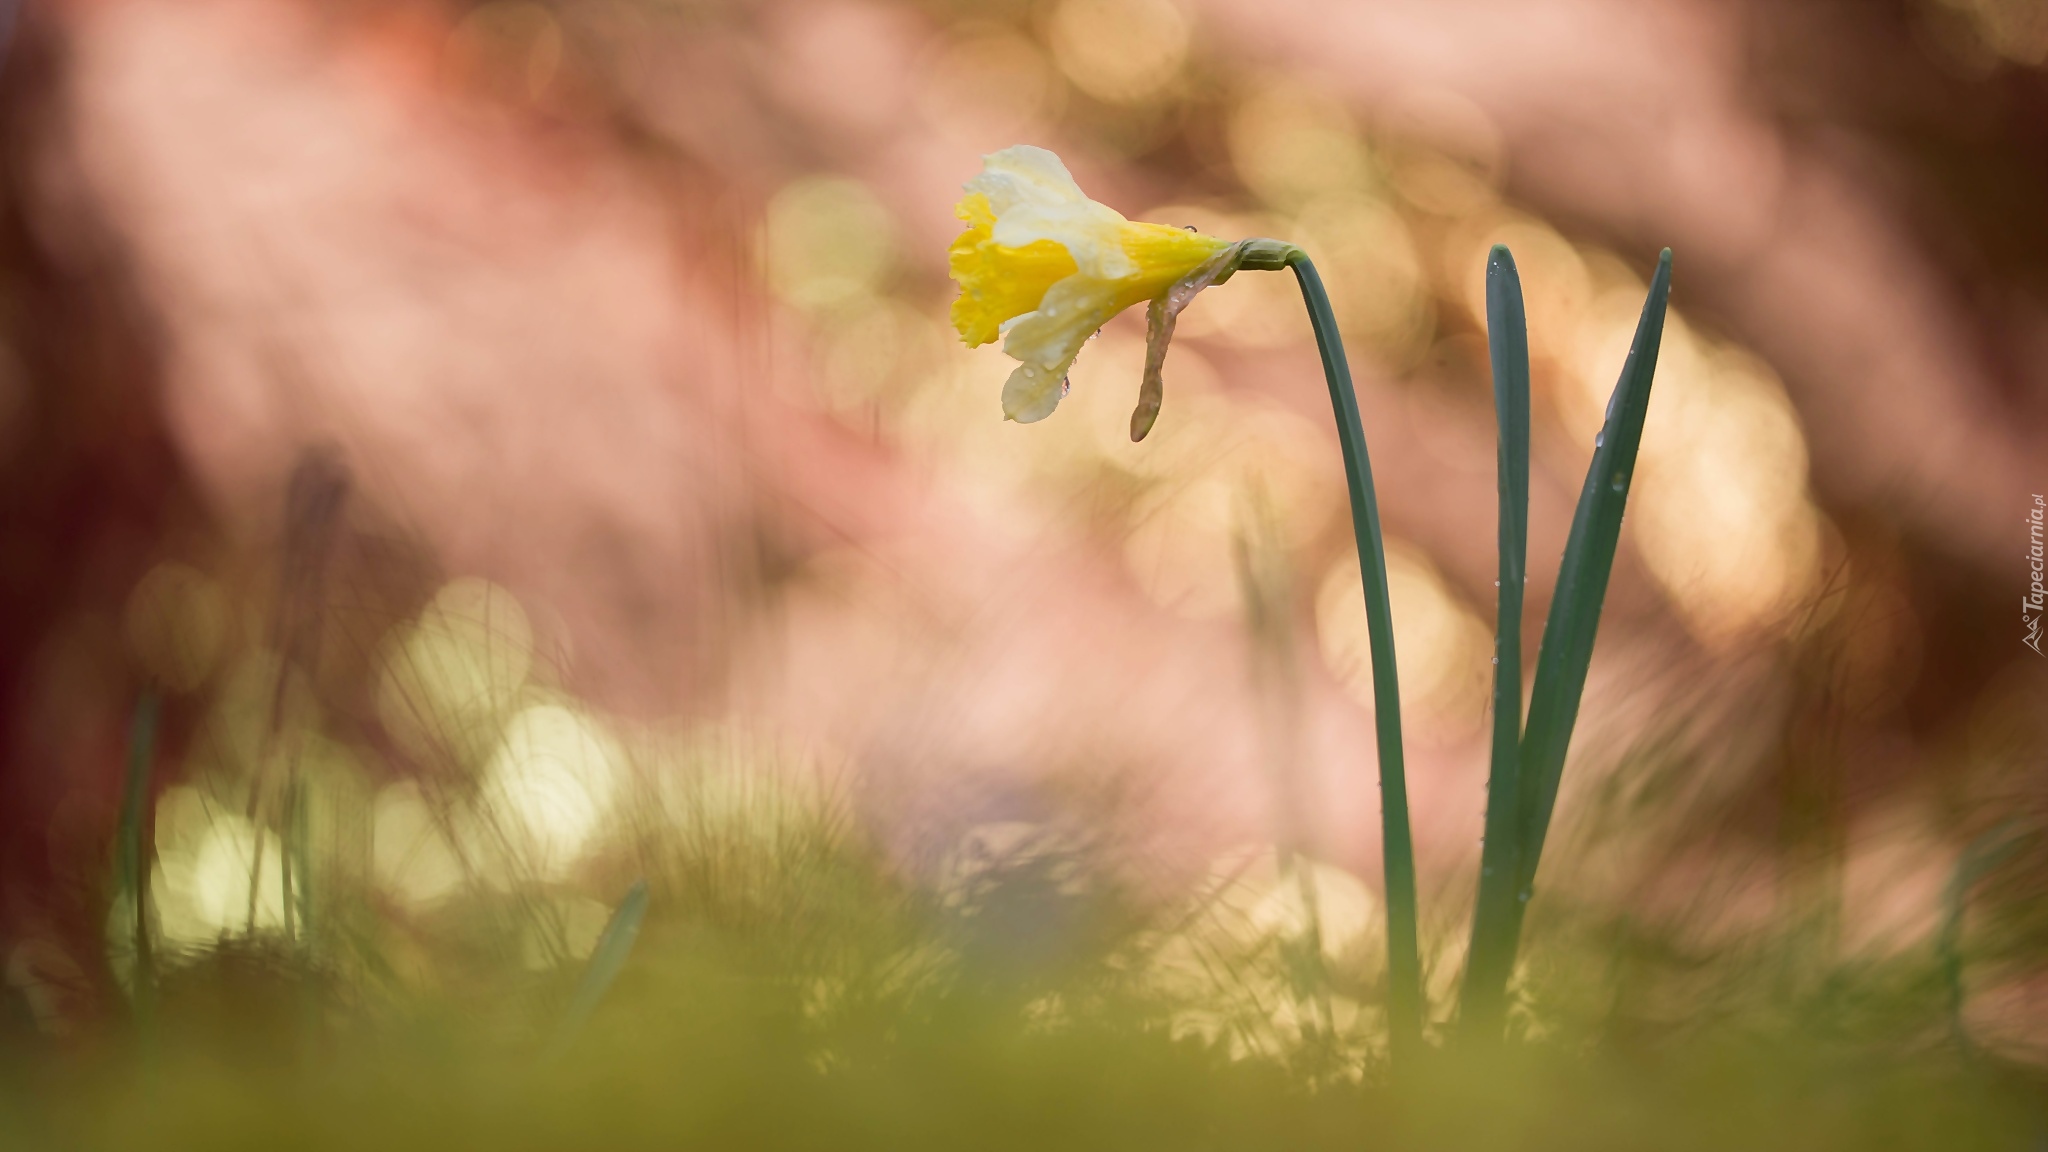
xmin=7 ymin=771 xmax=2040 ymax=1152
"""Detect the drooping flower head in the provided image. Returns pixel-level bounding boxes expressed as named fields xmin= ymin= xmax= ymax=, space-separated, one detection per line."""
xmin=948 ymin=146 xmax=1235 ymax=427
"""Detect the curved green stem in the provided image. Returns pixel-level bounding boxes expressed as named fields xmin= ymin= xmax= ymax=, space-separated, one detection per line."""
xmin=1287 ymin=254 xmax=1423 ymax=1062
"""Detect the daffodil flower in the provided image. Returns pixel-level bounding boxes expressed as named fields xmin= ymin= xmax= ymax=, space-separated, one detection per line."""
xmin=948 ymin=145 xmax=1295 ymax=437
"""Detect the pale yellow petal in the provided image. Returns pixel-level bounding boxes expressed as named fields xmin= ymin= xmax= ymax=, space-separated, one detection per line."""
xmin=993 ymin=201 xmax=1134 ymax=280
xmin=1002 ymin=358 xmax=1072 ymax=423
xmin=1001 ymin=277 xmax=1118 ymax=369
xmin=966 ymin=145 xmax=1089 ymax=213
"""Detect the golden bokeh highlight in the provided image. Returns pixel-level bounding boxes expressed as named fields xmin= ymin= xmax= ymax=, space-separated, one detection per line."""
xmin=1150 ymin=846 xmax=1382 ymax=1061
xmin=1375 ymin=87 xmax=1505 ymax=217
xmin=199 ymin=652 xmax=320 ymax=780
xmin=1412 ymin=199 xmax=1830 ymax=647
xmin=1204 ymin=262 xmax=1307 ymax=351
xmin=894 ymin=339 xmax=1043 ymax=494
xmin=297 ymin=735 xmax=374 ymax=897
xmin=520 ymin=895 xmax=613 ymax=970
xmin=763 ymin=176 xmax=897 ymax=312
xmin=1241 ymin=855 xmax=1379 ymax=966
xmin=123 ymin=561 xmax=229 ymax=692
xmin=1457 ymin=217 xmax=1591 ymax=364
xmin=1629 ymin=341 xmax=1826 ymax=644
xmin=375 ymin=578 xmax=533 ymax=768
xmin=1047 ymin=0 xmax=1191 ymax=105
xmin=652 ymin=719 xmax=839 ymax=855
xmin=372 ymin=780 xmax=466 ymax=908
xmin=1229 ymin=81 xmax=1374 ymax=209
xmin=811 ymin=296 xmax=950 ymax=414
xmin=143 ymin=734 xmax=370 ymax=948
xmin=479 ymin=703 xmax=622 ymax=880
xmin=1293 ymin=195 xmax=1432 ymax=365
xmin=918 ymin=25 xmax=1064 ymax=143
xmin=152 ymin=786 xmax=286 ymax=947
xmin=1123 ymin=396 xmax=1336 ymax=618
xmin=1316 ymin=541 xmax=1491 ymax=743
xmin=1123 ymin=462 xmax=1245 ymax=619
xmin=1565 ymin=306 xmax=1828 ymax=643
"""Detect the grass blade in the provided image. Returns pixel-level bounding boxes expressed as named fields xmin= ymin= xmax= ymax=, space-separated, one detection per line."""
xmin=115 ymin=690 xmax=161 ymax=1029
xmin=1288 ymin=254 xmax=1423 ymax=1062
xmin=1461 ymin=245 xmax=1531 ymax=1040
xmin=1941 ymin=823 xmax=2021 ymax=1056
xmin=1514 ymin=250 xmax=1673 ymax=901
xmin=545 ymin=879 xmax=651 ymax=1062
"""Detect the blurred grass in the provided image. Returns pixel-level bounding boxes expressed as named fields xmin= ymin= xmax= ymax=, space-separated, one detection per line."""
xmin=111 ymin=690 xmax=161 ymax=1035
xmin=6 ymin=747 xmax=2041 ymax=1152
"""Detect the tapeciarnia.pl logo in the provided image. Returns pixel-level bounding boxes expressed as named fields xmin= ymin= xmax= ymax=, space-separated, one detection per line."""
xmin=2027 ymin=494 xmax=2045 ymax=656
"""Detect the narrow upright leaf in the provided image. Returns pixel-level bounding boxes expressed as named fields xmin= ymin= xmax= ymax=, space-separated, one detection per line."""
xmin=545 ymin=879 xmax=651 ymax=1062
xmin=115 ymin=690 xmax=161 ymax=1025
xmin=1461 ymin=245 xmax=1532 ymax=1040
xmin=1514 ymin=250 xmax=1673 ymax=899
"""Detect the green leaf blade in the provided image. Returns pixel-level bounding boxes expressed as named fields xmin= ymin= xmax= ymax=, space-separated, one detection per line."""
xmin=1514 ymin=249 xmax=1674 ymax=899
xmin=115 ymin=689 xmax=161 ymax=1026
xmin=1461 ymin=245 xmax=1533 ymax=1040
xmin=546 ymin=879 xmax=652 ymax=1063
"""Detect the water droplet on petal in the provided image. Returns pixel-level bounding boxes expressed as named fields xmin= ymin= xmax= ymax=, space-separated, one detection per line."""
xmin=1059 ymin=375 xmax=1071 ymax=399
xmin=1610 ymin=472 xmax=1628 ymax=493
xmin=1594 ymin=432 xmax=1605 ymax=448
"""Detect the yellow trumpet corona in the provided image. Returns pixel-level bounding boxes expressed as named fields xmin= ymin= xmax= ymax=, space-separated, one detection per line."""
xmin=948 ymin=145 xmax=1231 ymax=423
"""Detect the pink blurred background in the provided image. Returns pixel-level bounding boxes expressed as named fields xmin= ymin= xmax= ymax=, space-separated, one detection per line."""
xmin=1 ymin=0 xmax=2044 ymax=1011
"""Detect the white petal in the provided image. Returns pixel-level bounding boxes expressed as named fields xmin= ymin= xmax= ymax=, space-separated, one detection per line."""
xmin=1001 ymin=360 xmax=1070 ymax=423
xmin=1001 ymin=277 xmax=1115 ymax=369
xmin=966 ymin=145 xmax=1087 ymax=213
xmin=990 ymin=202 xmax=1135 ymax=281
